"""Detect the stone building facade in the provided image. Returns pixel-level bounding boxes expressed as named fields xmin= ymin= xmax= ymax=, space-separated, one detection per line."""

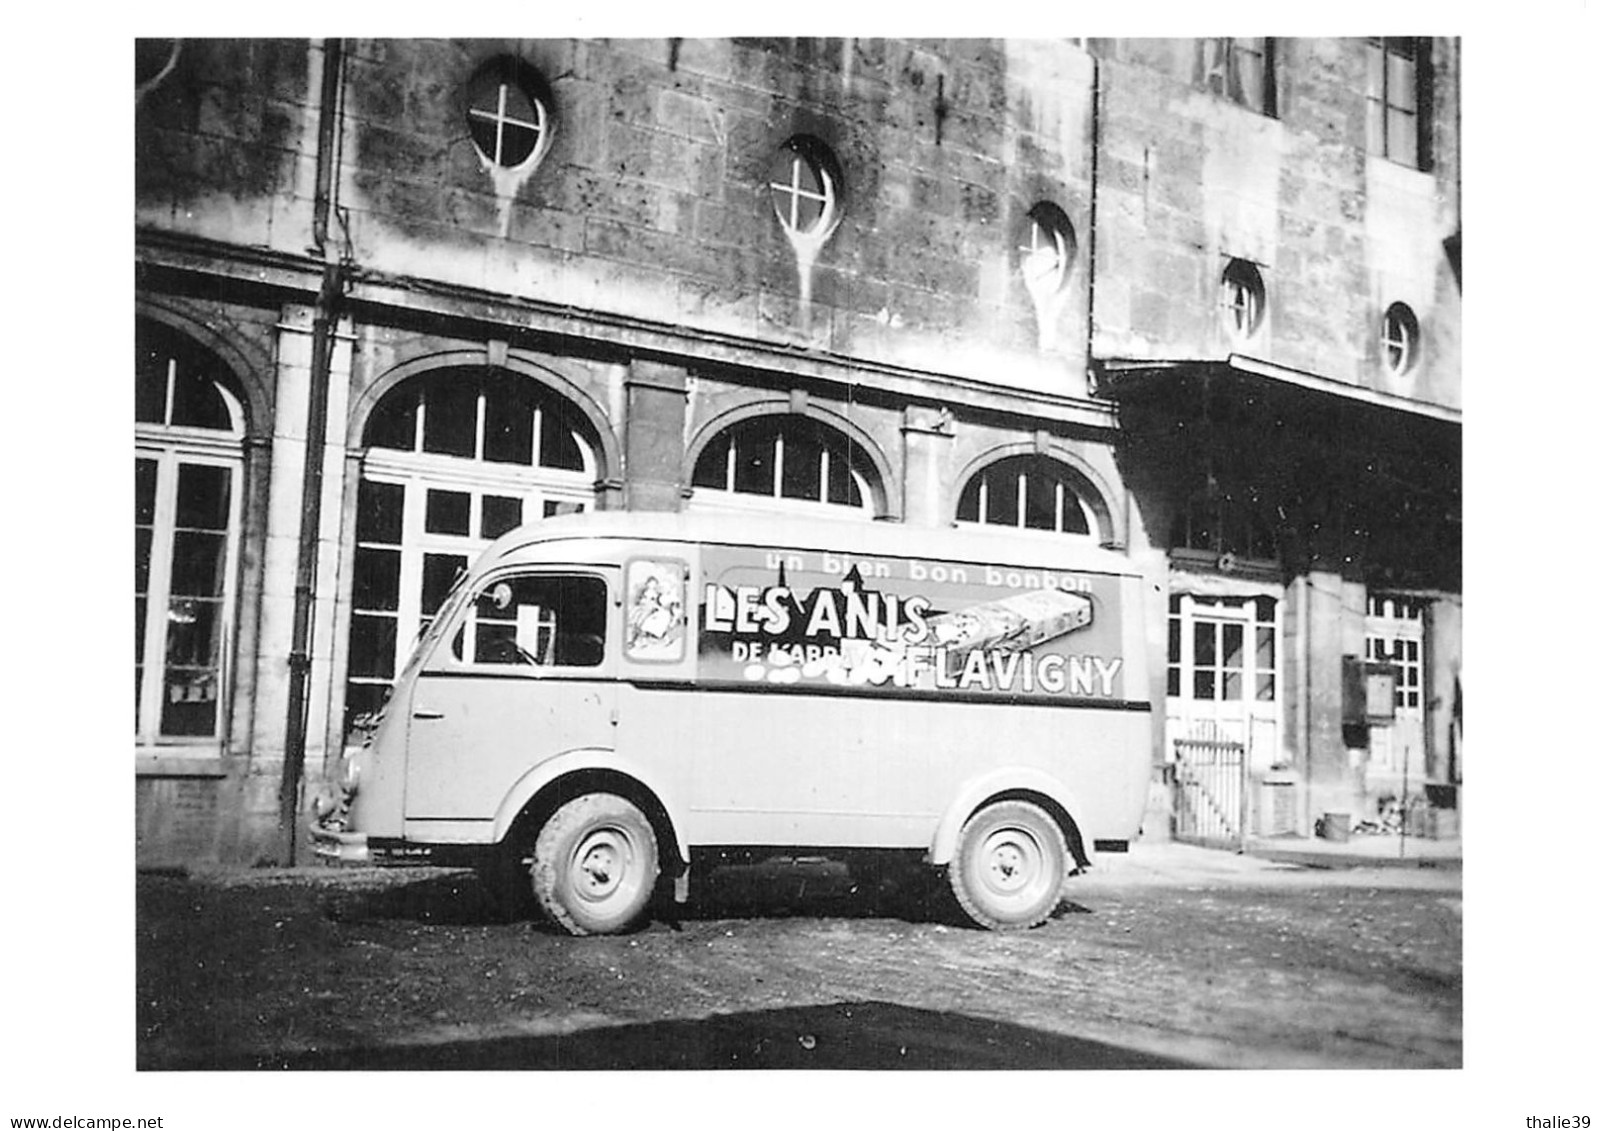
xmin=134 ymin=37 xmax=1461 ymax=865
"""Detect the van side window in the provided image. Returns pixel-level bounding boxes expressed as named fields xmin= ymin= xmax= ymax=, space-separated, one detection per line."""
xmin=452 ymin=573 xmax=607 ymax=668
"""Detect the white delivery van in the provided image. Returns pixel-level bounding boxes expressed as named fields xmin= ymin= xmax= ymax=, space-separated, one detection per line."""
xmin=313 ymin=512 xmax=1152 ymax=933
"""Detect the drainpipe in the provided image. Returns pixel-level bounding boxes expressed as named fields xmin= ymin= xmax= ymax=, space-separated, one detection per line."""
xmin=279 ymin=37 xmax=347 ymax=863
xmin=1085 ymin=44 xmax=1102 ymax=389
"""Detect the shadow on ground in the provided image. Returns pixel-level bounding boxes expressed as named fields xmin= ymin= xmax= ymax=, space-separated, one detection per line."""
xmin=326 ymin=856 xmax=1095 ymax=932
xmin=181 ymin=1000 xmax=1193 ymax=1071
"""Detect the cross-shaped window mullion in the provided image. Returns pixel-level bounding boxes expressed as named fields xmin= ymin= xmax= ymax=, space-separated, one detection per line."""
xmin=468 ymin=83 xmax=543 ymax=166
xmin=770 ymin=156 xmax=828 ymax=233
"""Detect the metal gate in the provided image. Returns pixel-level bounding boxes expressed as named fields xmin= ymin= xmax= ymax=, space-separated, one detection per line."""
xmin=1173 ymin=726 xmax=1248 ymax=849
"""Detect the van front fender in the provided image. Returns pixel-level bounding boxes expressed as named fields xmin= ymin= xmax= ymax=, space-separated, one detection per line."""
xmin=490 ymin=749 xmax=689 ymax=867
xmin=927 ymin=767 xmax=1093 ymax=867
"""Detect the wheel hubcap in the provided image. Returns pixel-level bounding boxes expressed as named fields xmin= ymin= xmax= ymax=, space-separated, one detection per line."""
xmin=572 ymin=829 xmax=634 ymax=903
xmin=979 ymin=828 xmax=1044 ymax=899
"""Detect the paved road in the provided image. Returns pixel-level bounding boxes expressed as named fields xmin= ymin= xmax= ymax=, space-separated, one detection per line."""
xmin=137 ymin=843 xmax=1461 ymax=1070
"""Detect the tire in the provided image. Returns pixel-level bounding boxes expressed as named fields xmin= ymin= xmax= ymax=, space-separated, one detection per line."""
xmin=531 ymin=793 xmax=660 ymax=936
xmin=947 ymin=800 xmax=1069 ymax=931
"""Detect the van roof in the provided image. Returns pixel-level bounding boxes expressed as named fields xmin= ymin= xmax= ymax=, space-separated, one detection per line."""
xmin=481 ymin=510 xmax=1143 ymax=577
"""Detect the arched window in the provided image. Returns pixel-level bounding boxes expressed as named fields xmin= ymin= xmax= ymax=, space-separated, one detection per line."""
xmin=345 ymin=368 xmax=598 ymax=736
xmin=690 ymin=414 xmax=877 ymax=517
xmin=956 ymin=455 xmax=1097 ymax=539
xmin=135 ymin=318 xmax=245 ymax=750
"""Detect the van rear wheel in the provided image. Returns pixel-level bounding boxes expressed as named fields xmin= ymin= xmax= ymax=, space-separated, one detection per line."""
xmin=532 ymin=793 xmax=659 ymax=936
xmin=948 ymin=800 xmax=1068 ymax=931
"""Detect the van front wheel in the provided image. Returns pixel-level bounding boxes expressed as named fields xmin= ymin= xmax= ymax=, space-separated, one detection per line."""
xmin=532 ymin=793 xmax=660 ymax=936
xmin=948 ymin=800 xmax=1068 ymax=931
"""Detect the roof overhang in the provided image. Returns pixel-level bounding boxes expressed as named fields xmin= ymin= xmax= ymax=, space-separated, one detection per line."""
xmin=1099 ymin=354 xmax=1461 ymax=426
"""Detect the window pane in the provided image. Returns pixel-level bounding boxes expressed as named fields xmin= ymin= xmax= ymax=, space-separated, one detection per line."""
xmin=956 ymin=479 xmax=980 ymax=522
xmin=169 ymin=531 xmax=227 ymax=597
xmin=1222 ymin=623 xmax=1244 ymax=669
xmin=136 ymin=598 xmax=148 ymax=671
xmin=732 ymin=428 xmax=777 ymax=495
xmin=1387 ymin=54 xmax=1417 ymax=112
xmin=136 ymin=459 xmax=158 ymax=525
xmin=827 ymin=450 xmax=862 ymax=506
xmin=174 ymin=464 xmax=231 ymax=531
xmin=425 ymin=489 xmax=472 ymax=536
xmin=1256 ymin=625 xmax=1275 ymax=669
xmin=159 ymin=669 xmax=218 ymax=736
xmin=1023 ymin=469 xmax=1057 ymax=530
xmin=1194 ymin=622 xmax=1216 ymax=667
xmin=1256 ymin=674 xmax=1276 ymax=701
xmin=473 ymin=574 xmax=607 ymax=668
xmin=422 ymin=381 xmax=478 ymax=457
xmin=482 ymin=374 xmax=535 ymax=465
xmin=1388 ymin=108 xmax=1418 ymax=167
xmin=1061 ymin=491 xmax=1091 ymax=535
xmin=136 ymin=528 xmax=153 ymax=598
xmin=422 ymin=553 xmax=468 ymax=615
xmin=164 ymin=599 xmax=222 ymax=667
xmin=365 ymin=392 xmax=417 ymax=451
xmin=348 ymin=614 xmax=399 ymax=679
xmin=539 ymin=405 xmax=585 ymax=471
xmin=1167 ymin=667 xmax=1181 ymax=697
xmin=353 ymin=548 xmax=401 ymax=612
xmin=693 ymin=434 xmax=731 ymax=490
xmin=356 ymin=479 xmax=405 ymax=544
xmin=136 ymin=358 xmax=167 ymax=423
xmin=984 ymin=469 xmax=1019 ymax=526
xmin=1194 ymin=670 xmax=1216 ymax=699
xmin=499 ymin=123 xmax=540 ymax=166
xmin=1222 ymin=671 xmax=1242 ymax=700
xmin=481 ymin=495 xmax=523 ymax=540
xmin=169 ymin=366 xmax=233 ymax=430
xmin=467 ymin=118 xmax=501 ymax=161
xmin=780 ymin=428 xmax=824 ymax=501
xmin=1365 ymin=42 xmax=1386 ymax=98
xmin=1168 ymin=615 xmax=1181 ymax=663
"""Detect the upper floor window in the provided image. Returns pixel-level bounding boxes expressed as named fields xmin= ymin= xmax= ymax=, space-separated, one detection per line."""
xmin=691 ymin=414 xmax=875 ymax=516
xmin=1019 ymin=202 xmax=1077 ymax=297
xmin=1220 ymin=259 xmax=1265 ymax=341
xmin=956 ymin=455 xmax=1096 ymax=538
xmin=1381 ymin=303 xmax=1420 ymax=375
xmin=466 ymin=57 xmax=553 ymax=170
xmin=1366 ymin=37 xmax=1428 ymax=169
xmin=768 ymin=136 xmax=842 ymax=240
xmin=1203 ymin=37 xmax=1276 ymax=115
xmin=1170 ymin=489 xmax=1279 ymax=565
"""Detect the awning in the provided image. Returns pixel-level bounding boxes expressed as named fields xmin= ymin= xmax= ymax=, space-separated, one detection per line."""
xmin=1095 ymin=355 xmax=1460 ymax=590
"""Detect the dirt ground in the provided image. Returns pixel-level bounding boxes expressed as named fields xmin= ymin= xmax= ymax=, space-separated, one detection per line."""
xmin=135 ymin=845 xmax=1461 ymax=1071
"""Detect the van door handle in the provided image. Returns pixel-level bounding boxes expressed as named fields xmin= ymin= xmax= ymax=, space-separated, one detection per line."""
xmin=412 ymin=707 xmax=445 ymax=720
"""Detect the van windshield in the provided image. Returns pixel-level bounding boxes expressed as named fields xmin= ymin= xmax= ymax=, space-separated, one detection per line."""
xmin=399 ymin=568 xmax=472 ymax=681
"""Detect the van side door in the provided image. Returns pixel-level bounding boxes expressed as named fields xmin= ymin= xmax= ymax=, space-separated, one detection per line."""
xmin=403 ymin=568 xmax=618 ymax=832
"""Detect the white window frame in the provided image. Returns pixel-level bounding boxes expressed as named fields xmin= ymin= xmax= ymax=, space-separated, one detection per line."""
xmin=135 ymin=380 xmax=245 ymax=756
xmin=955 ymin=459 xmax=1100 ymax=542
xmin=467 ymin=79 xmax=549 ymax=169
xmin=689 ymin=423 xmax=876 ymax=520
xmin=346 ymin=382 xmax=597 ymax=739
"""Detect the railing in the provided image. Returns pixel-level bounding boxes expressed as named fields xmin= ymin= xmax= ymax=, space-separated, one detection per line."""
xmin=1173 ymin=731 xmax=1248 ymax=849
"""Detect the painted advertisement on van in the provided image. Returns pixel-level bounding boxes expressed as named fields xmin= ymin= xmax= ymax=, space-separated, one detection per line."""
xmin=698 ymin=546 xmax=1128 ymax=701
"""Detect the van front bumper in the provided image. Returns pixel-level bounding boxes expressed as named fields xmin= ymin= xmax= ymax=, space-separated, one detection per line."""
xmin=309 ymin=825 xmax=486 ymax=867
xmin=310 ymin=825 xmax=371 ymax=865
